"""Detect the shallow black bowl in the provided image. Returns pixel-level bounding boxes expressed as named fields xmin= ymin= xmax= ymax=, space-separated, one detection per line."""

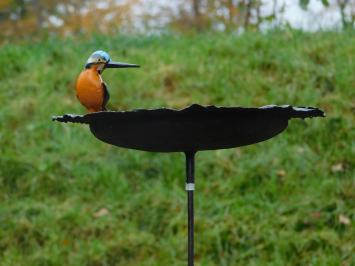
xmin=53 ymin=104 xmax=324 ymax=152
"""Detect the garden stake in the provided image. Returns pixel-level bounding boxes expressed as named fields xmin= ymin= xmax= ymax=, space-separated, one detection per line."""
xmin=185 ymin=151 xmax=196 ymax=266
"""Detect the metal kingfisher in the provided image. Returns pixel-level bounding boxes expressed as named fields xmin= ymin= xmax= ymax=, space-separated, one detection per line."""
xmin=76 ymin=50 xmax=139 ymax=112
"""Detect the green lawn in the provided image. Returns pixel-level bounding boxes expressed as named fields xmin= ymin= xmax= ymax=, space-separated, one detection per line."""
xmin=0 ymin=30 xmax=354 ymax=266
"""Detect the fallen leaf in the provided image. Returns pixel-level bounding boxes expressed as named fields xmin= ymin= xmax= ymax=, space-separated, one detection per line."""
xmin=339 ymin=214 xmax=350 ymax=225
xmin=296 ymin=147 xmax=305 ymax=154
xmin=332 ymin=163 xmax=344 ymax=173
xmin=311 ymin=212 xmax=321 ymax=219
xmin=94 ymin=208 xmax=109 ymax=218
xmin=234 ymin=149 xmax=241 ymax=158
xmin=277 ymin=169 xmax=286 ymax=177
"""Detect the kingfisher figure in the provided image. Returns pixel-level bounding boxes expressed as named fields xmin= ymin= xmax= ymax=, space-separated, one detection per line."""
xmin=76 ymin=50 xmax=139 ymax=112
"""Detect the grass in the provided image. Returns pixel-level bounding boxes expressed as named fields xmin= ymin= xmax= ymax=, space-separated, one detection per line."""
xmin=0 ymin=30 xmax=354 ymax=266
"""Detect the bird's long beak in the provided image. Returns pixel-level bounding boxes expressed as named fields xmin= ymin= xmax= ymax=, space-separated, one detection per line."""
xmin=105 ymin=61 xmax=140 ymax=68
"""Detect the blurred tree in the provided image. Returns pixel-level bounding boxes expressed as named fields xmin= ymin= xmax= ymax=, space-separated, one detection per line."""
xmin=0 ymin=0 xmax=137 ymax=42
xmin=192 ymin=0 xmax=202 ymax=29
xmin=0 ymin=0 xmax=353 ymax=42
xmin=167 ymin=0 xmax=264 ymax=33
xmin=300 ymin=0 xmax=354 ymax=29
xmin=336 ymin=0 xmax=354 ymax=29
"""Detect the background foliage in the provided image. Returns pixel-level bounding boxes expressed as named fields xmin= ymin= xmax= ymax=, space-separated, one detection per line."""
xmin=0 ymin=0 xmax=354 ymax=42
xmin=0 ymin=30 xmax=354 ymax=265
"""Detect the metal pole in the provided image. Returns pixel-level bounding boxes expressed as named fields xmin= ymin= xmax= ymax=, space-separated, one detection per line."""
xmin=185 ymin=151 xmax=196 ymax=266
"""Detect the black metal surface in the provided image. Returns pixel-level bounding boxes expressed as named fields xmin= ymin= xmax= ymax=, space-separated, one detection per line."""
xmin=185 ymin=152 xmax=195 ymax=266
xmin=53 ymin=104 xmax=324 ymax=152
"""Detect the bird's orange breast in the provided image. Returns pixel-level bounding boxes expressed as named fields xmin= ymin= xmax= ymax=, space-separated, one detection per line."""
xmin=76 ymin=68 xmax=104 ymax=112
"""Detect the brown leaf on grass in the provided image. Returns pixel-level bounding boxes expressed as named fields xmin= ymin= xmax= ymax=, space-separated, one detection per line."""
xmin=339 ymin=214 xmax=350 ymax=225
xmin=296 ymin=146 xmax=305 ymax=154
xmin=93 ymin=208 xmax=109 ymax=218
xmin=311 ymin=212 xmax=321 ymax=219
xmin=234 ymin=149 xmax=241 ymax=158
xmin=332 ymin=163 xmax=344 ymax=173
xmin=277 ymin=169 xmax=286 ymax=177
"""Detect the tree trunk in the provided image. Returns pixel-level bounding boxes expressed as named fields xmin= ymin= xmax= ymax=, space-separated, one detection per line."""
xmin=244 ymin=0 xmax=253 ymax=30
xmin=256 ymin=0 xmax=261 ymax=29
xmin=192 ymin=0 xmax=202 ymax=30
xmin=337 ymin=0 xmax=350 ymax=29
xmin=33 ymin=0 xmax=44 ymax=30
xmin=228 ymin=0 xmax=234 ymax=26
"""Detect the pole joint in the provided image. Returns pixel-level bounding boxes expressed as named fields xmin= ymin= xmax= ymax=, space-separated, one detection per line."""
xmin=185 ymin=183 xmax=195 ymax=191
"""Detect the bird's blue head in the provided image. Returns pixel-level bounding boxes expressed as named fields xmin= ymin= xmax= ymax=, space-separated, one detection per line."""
xmin=85 ymin=50 xmax=139 ymax=72
xmin=85 ymin=50 xmax=110 ymax=68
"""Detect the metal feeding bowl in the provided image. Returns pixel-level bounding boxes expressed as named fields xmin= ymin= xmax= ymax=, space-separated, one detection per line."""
xmin=52 ymin=104 xmax=324 ymax=152
xmin=53 ymin=103 xmax=324 ymax=266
